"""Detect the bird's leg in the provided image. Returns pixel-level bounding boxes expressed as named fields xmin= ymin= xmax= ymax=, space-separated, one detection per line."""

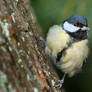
xmin=39 ymin=37 xmax=46 ymax=48
xmin=55 ymin=74 xmax=66 ymax=88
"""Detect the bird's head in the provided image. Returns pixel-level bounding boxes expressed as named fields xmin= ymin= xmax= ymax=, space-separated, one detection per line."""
xmin=62 ymin=15 xmax=89 ymax=40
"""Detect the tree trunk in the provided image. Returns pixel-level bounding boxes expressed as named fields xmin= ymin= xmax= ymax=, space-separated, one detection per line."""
xmin=0 ymin=0 xmax=64 ymax=92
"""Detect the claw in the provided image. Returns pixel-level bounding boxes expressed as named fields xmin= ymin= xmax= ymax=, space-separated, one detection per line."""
xmin=55 ymin=74 xmax=66 ymax=88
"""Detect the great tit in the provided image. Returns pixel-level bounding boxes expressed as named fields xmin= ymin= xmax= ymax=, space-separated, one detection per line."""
xmin=45 ymin=15 xmax=89 ymax=87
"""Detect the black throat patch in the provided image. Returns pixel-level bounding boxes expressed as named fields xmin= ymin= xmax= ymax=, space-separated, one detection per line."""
xmin=67 ymin=29 xmax=88 ymax=40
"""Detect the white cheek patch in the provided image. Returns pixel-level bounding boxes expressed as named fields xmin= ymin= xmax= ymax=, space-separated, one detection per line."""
xmin=63 ymin=21 xmax=80 ymax=32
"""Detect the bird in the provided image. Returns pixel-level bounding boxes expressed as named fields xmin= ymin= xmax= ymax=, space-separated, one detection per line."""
xmin=45 ymin=15 xmax=89 ymax=87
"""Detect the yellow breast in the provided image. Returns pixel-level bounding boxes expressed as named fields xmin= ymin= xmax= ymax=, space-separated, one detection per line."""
xmin=46 ymin=25 xmax=70 ymax=56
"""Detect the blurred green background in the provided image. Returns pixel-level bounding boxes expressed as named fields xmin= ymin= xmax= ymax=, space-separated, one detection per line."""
xmin=31 ymin=0 xmax=92 ymax=92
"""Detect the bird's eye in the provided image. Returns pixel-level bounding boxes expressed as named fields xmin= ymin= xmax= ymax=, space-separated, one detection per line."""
xmin=74 ymin=23 xmax=77 ymax=26
xmin=77 ymin=22 xmax=83 ymax=27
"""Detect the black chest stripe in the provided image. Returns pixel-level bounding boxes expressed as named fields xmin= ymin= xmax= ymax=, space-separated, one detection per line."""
xmin=56 ymin=42 xmax=72 ymax=63
xmin=56 ymin=48 xmax=67 ymax=62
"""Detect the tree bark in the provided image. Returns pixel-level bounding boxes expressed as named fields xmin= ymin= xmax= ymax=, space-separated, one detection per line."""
xmin=0 ymin=0 xmax=64 ymax=92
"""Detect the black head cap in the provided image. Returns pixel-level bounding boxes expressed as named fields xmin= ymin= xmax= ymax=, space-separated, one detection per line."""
xmin=66 ymin=15 xmax=88 ymax=27
xmin=62 ymin=15 xmax=89 ymax=40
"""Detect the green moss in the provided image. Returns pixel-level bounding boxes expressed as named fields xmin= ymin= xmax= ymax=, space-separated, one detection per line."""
xmin=23 ymin=87 xmax=27 ymax=92
xmin=26 ymin=74 xmax=31 ymax=81
xmin=8 ymin=46 xmax=13 ymax=52
xmin=33 ymin=88 xmax=38 ymax=92
xmin=18 ymin=59 xmax=22 ymax=63
xmin=0 ymin=72 xmax=16 ymax=92
xmin=51 ymin=80 xmax=55 ymax=86
xmin=29 ymin=32 xmax=33 ymax=36
xmin=21 ymin=37 xmax=25 ymax=42
xmin=0 ymin=20 xmax=11 ymax=41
